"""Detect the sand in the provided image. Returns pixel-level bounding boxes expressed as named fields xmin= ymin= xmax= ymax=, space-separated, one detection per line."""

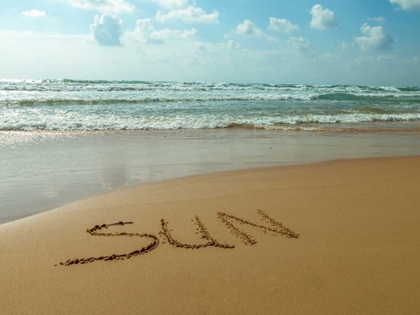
xmin=1 ymin=156 xmax=419 ymax=314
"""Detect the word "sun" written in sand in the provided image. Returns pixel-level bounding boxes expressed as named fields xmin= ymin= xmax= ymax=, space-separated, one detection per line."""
xmin=58 ymin=209 xmax=299 ymax=266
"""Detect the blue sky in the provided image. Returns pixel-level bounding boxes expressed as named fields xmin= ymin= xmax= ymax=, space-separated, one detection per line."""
xmin=0 ymin=0 xmax=419 ymax=85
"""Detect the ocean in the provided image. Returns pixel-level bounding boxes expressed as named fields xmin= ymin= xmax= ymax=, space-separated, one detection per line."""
xmin=1 ymin=79 xmax=420 ymax=132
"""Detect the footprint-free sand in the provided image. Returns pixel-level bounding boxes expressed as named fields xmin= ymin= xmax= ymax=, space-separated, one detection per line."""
xmin=1 ymin=155 xmax=419 ymax=315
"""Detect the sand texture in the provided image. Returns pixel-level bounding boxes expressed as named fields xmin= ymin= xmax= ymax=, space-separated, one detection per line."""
xmin=1 ymin=156 xmax=419 ymax=315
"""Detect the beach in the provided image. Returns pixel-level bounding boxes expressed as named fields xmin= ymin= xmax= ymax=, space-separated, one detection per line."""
xmin=1 ymin=80 xmax=420 ymax=314
xmin=1 ymin=127 xmax=420 ymax=315
xmin=1 ymin=151 xmax=419 ymax=314
xmin=2 ymin=0 xmax=420 ymax=312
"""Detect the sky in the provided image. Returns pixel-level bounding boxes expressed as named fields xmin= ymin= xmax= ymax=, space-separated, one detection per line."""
xmin=0 ymin=0 xmax=420 ymax=85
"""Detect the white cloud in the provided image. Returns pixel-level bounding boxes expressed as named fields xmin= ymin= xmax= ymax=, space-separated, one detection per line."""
xmin=22 ymin=9 xmax=46 ymax=18
xmin=64 ymin=0 xmax=134 ymax=13
xmin=235 ymin=20 xmax=260 ymax=35
xmin=151 ymin=28 xmax=198 ymax=40
xmin=369 ymin=16 xmax=386 ymax=23
xmin=133 ymin=18 xmax=155 ymax=34
xmin=341 ymin=41 xmax=349 ymax=51
xmin=319 ymin=53 xmax=339 ymax=61
xmin=1 ymin=30 xmax=420 ymax=85
xmin=124 ymin=18 xmax=158 ymax=43
xmin=156 ymin=6 xmax=219 ymax=24
xmin=227 ymin=40 xmax=242 ymax=50
xmin=90 ymin=14 xmax=123 ymax=46
xmin=309 ymin=4 xmax=338 ymax=30
xmin=268 ymin=17 xmax=299 ymax=33
xmin=354 ymin=23 xmax=395 ymax=51
xmin=149 ymin=0 xmax=189 ymax=9
xmin=230 ymin=20 xmax=276 ymax=41
xmin=125 ymin=18 xmax=198 ymax=44
xmin=389 ymin=0 xmax=420 ymax=10
xmin=285 ymin=36 xmax=310 ymax=51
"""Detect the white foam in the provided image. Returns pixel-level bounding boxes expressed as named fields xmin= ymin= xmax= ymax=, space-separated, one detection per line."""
xmin=2 ymin=110 xmax=420 ymax=131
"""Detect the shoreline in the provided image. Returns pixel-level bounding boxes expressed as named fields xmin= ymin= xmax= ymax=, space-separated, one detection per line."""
xmin=2 ymin=129 xmax=420 ymax=225
xmin=1 ymin=155 xmax=419 ymax=314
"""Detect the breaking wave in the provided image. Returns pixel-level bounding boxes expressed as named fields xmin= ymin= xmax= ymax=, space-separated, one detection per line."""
xmin=1 ymin=79 xmax=419 ymax=131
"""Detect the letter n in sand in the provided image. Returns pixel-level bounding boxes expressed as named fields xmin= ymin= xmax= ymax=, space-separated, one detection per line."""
xmin=217 ymin=209 xmax=299 ymax=245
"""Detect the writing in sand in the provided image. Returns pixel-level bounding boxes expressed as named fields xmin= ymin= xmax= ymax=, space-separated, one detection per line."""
xmin=58 ymin=209 xmax=299 ymax=266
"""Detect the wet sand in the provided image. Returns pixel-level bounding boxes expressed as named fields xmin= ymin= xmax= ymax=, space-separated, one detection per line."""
xmin=1 ymin=155 xmax=419 ymax=314
xmin=1 ymin=129 xmax=420 ymax=223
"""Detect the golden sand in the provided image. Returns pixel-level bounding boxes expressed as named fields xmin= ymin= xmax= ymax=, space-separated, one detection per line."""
xmin=1 ymin=156 xmax=419 ymax=314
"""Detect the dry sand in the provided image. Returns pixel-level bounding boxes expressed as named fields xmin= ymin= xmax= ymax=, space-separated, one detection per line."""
xmin=1 ymin=156 xmax=419 ymax=314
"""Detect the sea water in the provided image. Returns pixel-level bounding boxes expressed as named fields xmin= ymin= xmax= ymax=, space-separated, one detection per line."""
xmin=1 ymin=79 xmax=420 ymax=132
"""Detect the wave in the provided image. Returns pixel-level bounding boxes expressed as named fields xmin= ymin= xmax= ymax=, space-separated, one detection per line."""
xmin=2 ymin=112 xmax=420 ymax=131
xmin=0 ymin=79 xmax=420 ymax=107
xmin=0 ymin=95 xmax=319 ymax=106
xmin=1 ymin=79 xmax=419 ymax=132
xmin=354 ymin=107 xmax=387 ymax=114
xmin=2 ymin=92 xmax=420 ymax=107
xmin=1 ymin=79 xmax=419 ymax=95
